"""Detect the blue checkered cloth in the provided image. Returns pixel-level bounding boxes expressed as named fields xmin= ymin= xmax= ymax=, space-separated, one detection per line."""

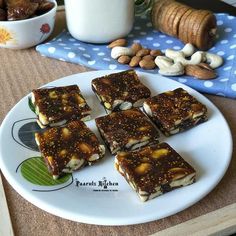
xmin=36 ymin=13 xmax=236 ymax=99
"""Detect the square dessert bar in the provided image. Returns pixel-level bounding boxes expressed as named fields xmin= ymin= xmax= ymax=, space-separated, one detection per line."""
xmin=91 ymin=70 xmax=151 ymax=113
xmin=95 ymin=108 xmax=159 ymax=154
xmin=31 ymin=85 xmax=91 ymax=128
xmin=115 ymin=142 xmax=196 ymax=202
xmin=35 ymin=120 xmax=105 ymax=179
xmin=143 ymin=88 xmax=208 ymax=136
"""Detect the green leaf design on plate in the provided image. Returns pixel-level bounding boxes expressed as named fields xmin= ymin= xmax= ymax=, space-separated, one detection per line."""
xmin=28 ymin=97 xmax=36 ymax=114
xmin=21 ymin=157 xmax=71 ymax=186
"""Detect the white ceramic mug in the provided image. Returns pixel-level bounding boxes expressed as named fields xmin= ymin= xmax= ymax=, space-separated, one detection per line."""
xmin=64 ymin=0 xmax=152 ymax=44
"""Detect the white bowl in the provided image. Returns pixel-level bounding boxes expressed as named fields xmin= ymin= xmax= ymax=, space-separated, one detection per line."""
xmin=0 ymin=0 xmax=57 ymax=49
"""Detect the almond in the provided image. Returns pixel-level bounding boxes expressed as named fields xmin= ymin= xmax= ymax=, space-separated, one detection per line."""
xmin=142 ymin=55 xmax=154 ymax=61
xmin=118 ymin=55 xmax=131 ymax=64
xmin=108 ymin=38 xmax=127 ymax=48
xmin=139 ymin=59 xmax=156 ymax=70
xmin=136 ymin=48 xmax=150 ymax=57
xmin=129 ymin=56 xmax=142 ymax=67
xmin=131 ymin=43 xmax=142 ymax=54
xmin=185 ymin=63 xmax=217 ymax=80
xmin=150 ymin=49 xmax=163 ymax=57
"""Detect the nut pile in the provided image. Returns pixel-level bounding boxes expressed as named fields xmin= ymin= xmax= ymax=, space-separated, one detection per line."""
xmin=0 ymin=0 xmax=55 ymax=21
xmin=151 ymin=0 xmax=217 ymax=50
xmin=154 ymin=43 xmax=223 ymax=79
xmin=108 ymin=38 xmax=223 ymax=80
xmin=108 ymin=39 xmax=163 ymax=70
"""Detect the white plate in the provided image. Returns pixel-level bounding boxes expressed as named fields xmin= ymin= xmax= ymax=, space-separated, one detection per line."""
xmin=0 ymin=70 xmax=233 ymax=225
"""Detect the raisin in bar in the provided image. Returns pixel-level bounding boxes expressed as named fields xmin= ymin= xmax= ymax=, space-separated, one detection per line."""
xmin=95 ymin=108 xmax=159 ymax=154
xmin=91 ymin=70 xmax=151 ymax=113
xmin=35 ymin=120 xmax=105 ymax=179
xmin=115 ymin=142 xmax=196 ymax=202
xmin=143 ymin=88 xmax=208 ymax=136
xmin=31 ymin=85 xmax=91 ymax=128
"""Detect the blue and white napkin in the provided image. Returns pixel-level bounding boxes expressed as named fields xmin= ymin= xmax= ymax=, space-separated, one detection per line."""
xmin=36 ymin=13 xmax=236 ymax=99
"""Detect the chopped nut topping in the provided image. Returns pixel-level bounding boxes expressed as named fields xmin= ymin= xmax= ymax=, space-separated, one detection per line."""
xmin=135 ymin=163 xmax=152 ymax=175
xmin=35 ymin=120 xmax=105 ymax=179
xmin=143 ymin=88 xmax=208 ymax=136
xmin=115 ymin=143 xmax=196 ymax=202
xmin=151 ymin=148 xmax=169 ymax=158
xmin=95 ymin=108 xmax=159 ymax=154
xmin=32 ymin=85 xmax=91 ymax=127
xmin=92 ymin=70 xmax=151 ymax=113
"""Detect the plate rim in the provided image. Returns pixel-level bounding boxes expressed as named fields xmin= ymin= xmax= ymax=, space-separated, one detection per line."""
xmin=0 ymin=70 xmax=233 ymax=225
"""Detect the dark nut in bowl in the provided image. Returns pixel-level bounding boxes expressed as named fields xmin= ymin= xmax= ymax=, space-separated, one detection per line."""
xmin=7 ymin=0 xmax=39 ymax=21
xmin=0 ymin=0 xmax=57 ymax=49
xmin=6 ymin=0 xmax=55 ymax=21
xmin=0 ymin=0 xmax=5 ymax=9
xmin=36 ymin=1 xmax=55 ymax=15
xmin=0 ymin=8 xmax=7 ymax=21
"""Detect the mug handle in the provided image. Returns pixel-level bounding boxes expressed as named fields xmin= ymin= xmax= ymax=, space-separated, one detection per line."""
xmin=135 ymin=0 xmax=154 ymax=16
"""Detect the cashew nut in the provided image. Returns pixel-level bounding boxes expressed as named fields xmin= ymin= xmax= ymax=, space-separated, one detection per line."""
xmin=204 ymin=52 xmax=224 ymax=69
xmin=174 ymin=51 xmax=205 ymax=66
xmin=165 ymin=43 xmax=195 ymax=60
xmin=159 ymin=62 xmax=185 ymax=76
xmin=155 ymin=56 xmax=184 ymax=76
xmin=154 ymin=56 xmax=173 ymax=69
xmin=165 ymin=49 xmax=185 ymax=59
xmin=181 ymin=43 xmax=195 ymax=57
xmin=111 ymin=46 xmax=135 ymax=59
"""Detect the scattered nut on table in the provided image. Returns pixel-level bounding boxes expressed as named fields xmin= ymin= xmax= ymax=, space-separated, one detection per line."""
xmin=159 ymin=62 xmax=185 ymax=76
xmin=150 ymin=49 xmax=163 ymax=57
xmin=204 ymin=52 xmax=224 ymax=69
xmin=118 ymin=55 xmax=131 ymax=64
xmin=129 ymin=56 xmax=142 ymax=67
xmin=185 ymin=63 xmax=217 ymax=80
xmin=136 ymin=48 xmax=151 ymax=57
xmin=155 ymin=43 xmax=223 ymax=79
xmin=131 ymin=43 xmax=142 ymax=54
xmin=108 ymin=39 xmax=223 ymax=76
xmin=142 ymin=55 xmax=154 ymax=61
xmin=109 ymin=39 xmax=162 ymax=70
xmin=108 ymin=39 xmax=127 ymax=49
xmin=139 ymin=59 xmax=156 ymax=70
xmin=111 ymin=46 xmax=134 ymax=59
xmin=174 ymin=51 xmax=205 ymax=66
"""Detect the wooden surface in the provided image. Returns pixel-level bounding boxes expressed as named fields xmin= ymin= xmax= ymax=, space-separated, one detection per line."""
xmin=153 ymin=204 xmax=236 ymax=236
xmin=0 ymin=1 xmax=236 ymax=236
xmin=0 ymin=175 xmax=14 ymax=236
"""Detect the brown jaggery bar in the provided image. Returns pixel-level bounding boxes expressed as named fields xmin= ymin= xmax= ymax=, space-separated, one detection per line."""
xmin=143 ymin=88 xmax=208 ymax=136
xmin=91 ymin=70 xmax=151 ymax=113
xmin=32 ymin=85 xmax=91 ymax=128
xmin=115 ymin=142 xmax=196 ymax=202
xmin=95 ymin=108 xmax=159 ymax=154
xmin=35 ymin=120 xmax=105 ymax=179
